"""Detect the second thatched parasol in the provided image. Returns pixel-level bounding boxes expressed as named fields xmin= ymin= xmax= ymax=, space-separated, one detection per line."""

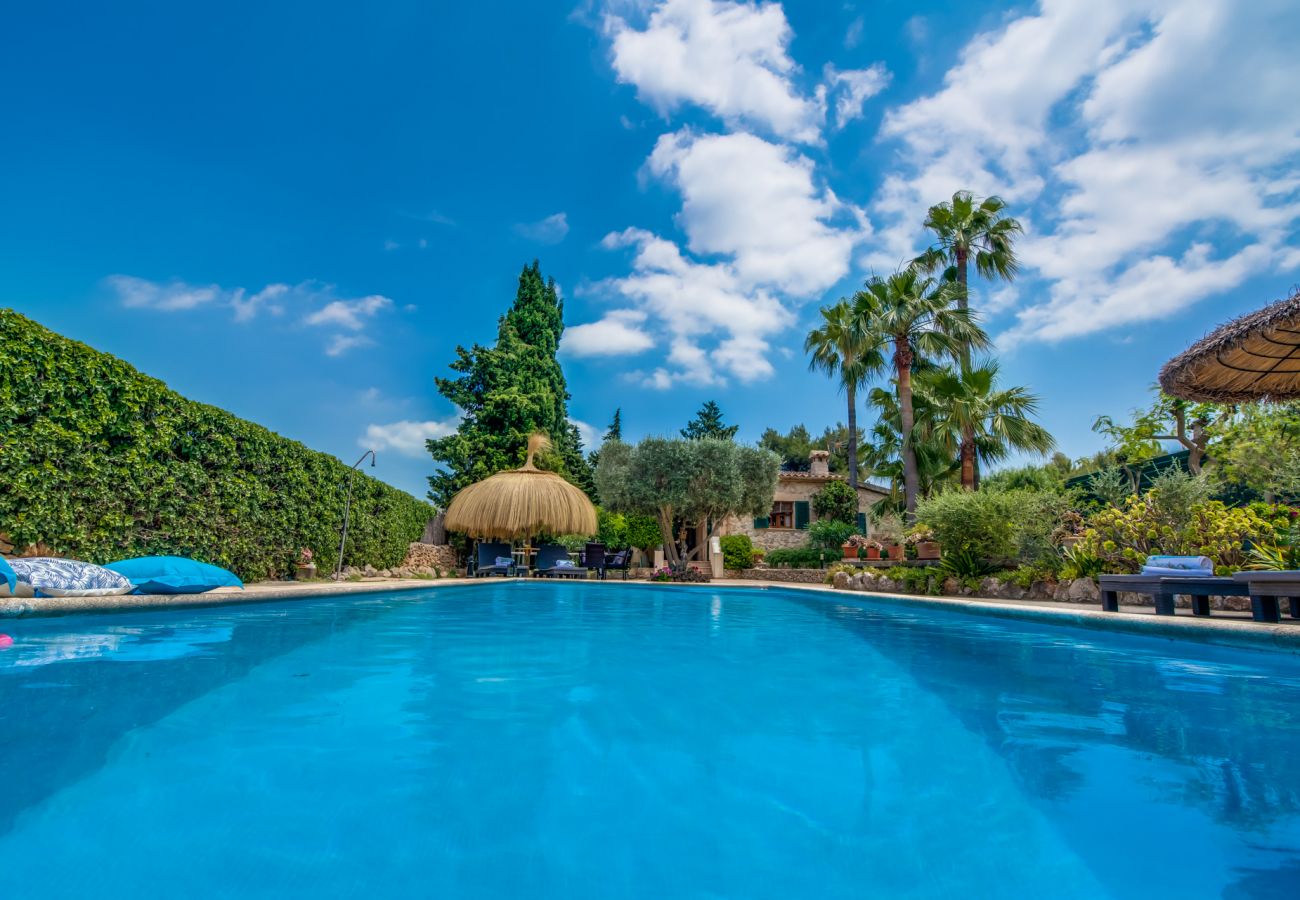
xmin=1160 ymin=289 xmax=1300 ymax=402
xmin=443 ymin=433 xmax=597 ymax=541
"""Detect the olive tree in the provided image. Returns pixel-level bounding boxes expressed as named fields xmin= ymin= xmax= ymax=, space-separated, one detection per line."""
xmin=595 ymin=437 xmax=779 ymax=569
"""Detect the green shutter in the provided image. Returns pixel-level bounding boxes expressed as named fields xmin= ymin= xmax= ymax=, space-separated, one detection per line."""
xmin=753 ymin=516 xmax=769 ymax=529
xmin=856 ymin=512 xmax=867 ymax=533
xmin=794 ymin=501 xmax=810 ymax=530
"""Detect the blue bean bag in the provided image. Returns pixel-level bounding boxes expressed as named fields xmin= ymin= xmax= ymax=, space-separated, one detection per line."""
xmin=9 ymin=557 xmax=134 ymax=597
xmin=0 ymin=556 xmax=16 ymax=595
xmin=104 ymin=556 xmax=244 ymax=594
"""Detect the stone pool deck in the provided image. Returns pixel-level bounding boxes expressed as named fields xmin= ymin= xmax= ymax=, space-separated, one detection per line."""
xmin=3 ymin=575 xmax=1297 ymax=655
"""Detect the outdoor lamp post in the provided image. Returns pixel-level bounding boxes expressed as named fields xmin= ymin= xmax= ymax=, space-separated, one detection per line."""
xmin=335 ymin=449 xmax=376 ymax=580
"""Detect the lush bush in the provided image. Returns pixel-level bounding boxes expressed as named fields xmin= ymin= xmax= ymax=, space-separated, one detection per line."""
xmin=0 ymin=310 xmax=431 ymax=579
xmin=916 ymin=487 xmax=1075 ymax=567
xmin=719 ymin=534 xmax=754 ymax=569
xmin=763 ymin=546 xmax=828 ymax=568
xmin=1078 ymin=494 xmax=1275 ymax=574
xmin=811 ymin=479 xmax=858 ymax=525
xmin=554 ymin=533 xmax=590 ymax=552
xmin=808 ymin=519 xmax=858 ymax=551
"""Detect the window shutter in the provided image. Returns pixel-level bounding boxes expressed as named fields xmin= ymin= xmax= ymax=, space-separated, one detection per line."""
xmin=856 ymin=512 xmax=867 ymax=533
xmin=753 ymin=516 xmax=769 ymax=529
xmin=794 ymin=501 xmax=810 ymax=530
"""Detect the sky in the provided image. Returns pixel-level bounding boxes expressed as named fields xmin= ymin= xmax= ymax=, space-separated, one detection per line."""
xmin=3 ymin=0 xmax=1298 ymax=499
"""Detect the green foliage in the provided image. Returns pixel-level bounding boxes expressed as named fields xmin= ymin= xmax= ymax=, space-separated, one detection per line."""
xmin=810 ymin=479 xmax=859 ymax=525
xmin=1078 ymin=493 xmax=1275 ymax=574
xmin=938 ymin=549 xmax=996 ymax=580
xmin=1246 ymin=513 xmax=1300 ymax=571
xmin=593 ymin=505 xmax=661 ymax=555
xmin=808 ymin=519 xmax=858 ymax=551
xmin=0 ymin=310 xmax=430 ymax=580
xmin=595 ymin=437 xmax=779 ymax=567
xmin=681 ymin=401 xmax=739 ymax=440
xmin=719 ymin=534 xmax=755 ymax=570
xmin=553 ymin=533 xmax=589 ymax=553
xmin=1083 ymin=466 xmax=1134 ymax=509
xmin=427 ymin=261 xmax=594 ymax=506
xmin=1060 ymin=546 xmax=1104 ymax=580
xmin=1215 ymin=402 xmax=1300 ymax=501
xmin=762 ymin=546 xmax=827 ymax=569
xmin=916 ymin=487 xmax=1074 ymax=567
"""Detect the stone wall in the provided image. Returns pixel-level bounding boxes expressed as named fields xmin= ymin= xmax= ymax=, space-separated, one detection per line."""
xmin=723 ymin=567 xmax=828 ymax=584
xmin=401 ymin=542 xmax=459 ymax=572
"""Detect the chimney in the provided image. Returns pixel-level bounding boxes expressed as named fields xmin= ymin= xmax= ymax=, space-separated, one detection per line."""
xmin=809 ymin=449 xmax=830 ymax=477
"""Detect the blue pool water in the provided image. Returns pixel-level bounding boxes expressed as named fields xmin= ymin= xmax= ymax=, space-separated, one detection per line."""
xmin=1 ymin=582 xmax=1299 ymax=899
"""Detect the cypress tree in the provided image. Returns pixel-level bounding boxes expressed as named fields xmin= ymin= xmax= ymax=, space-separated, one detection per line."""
xmin=681 ymin=401 xmax=739 ymax=441
xmin=427 ymin=261 xmax=595 ymax=506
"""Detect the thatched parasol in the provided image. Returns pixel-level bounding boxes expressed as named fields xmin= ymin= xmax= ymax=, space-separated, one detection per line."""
xmin=443 ymin=434 xmax=597 ymax=540
xmin=1160 ymin=289 xmax=1300 ymax=402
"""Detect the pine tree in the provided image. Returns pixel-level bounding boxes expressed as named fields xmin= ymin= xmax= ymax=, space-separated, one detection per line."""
xmin=604 ymin=408 xmax=623 ymax=443
xmin=427 ymin=261 xmax=595 ymax=506
xmin=681 ymin=401 xmax=738 ymax=441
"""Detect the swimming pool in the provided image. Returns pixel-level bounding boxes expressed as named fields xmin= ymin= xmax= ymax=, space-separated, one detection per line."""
xmin=1 ymin=581 xmax=1298 ymax=898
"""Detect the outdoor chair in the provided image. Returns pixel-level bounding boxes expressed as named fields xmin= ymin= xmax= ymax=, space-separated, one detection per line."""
xmin=474 ymin=542 xmax=517 ymax=578
xmin=533 ymin=544 xmax=588 ymax=579
xmin=604 ymin=548 xmax=632 ymax=580
xmin=583 ymin=542 xmax=607 ymax=580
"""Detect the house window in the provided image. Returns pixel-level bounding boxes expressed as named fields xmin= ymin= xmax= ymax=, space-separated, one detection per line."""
xmin=768 ymin=501 xmax=794 ymax=529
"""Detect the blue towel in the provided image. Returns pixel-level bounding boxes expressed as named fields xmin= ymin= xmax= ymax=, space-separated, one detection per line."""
xmin=494 ymin=556 xmax=513 ymax=568
xmin=1140 ymin=566 xmax=1215 ymax=577
xmin=554 ymin=559 xmax=575 ymax=568
xmin=1144 ymin=555 xmax=1213 ymax=571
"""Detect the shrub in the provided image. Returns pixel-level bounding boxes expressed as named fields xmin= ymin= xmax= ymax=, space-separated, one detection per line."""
xmin=937 ymin=549 xmax=996 ymax=580
xmin=763 ymin=546 xmax=827 ymax=568
xmin=916 ymin=487 xmax=1075 ymax=567
xmin=554 ymin=533 xmax=590 ymax=552
xmin=1077 ymin=494 xmax=1275 ymax=574
xmin=811 ymin=480 xmax=858 ymax=525
xmin=808 ymin=519 xmax=858 ymax=551
xmin=0 ymin=310 xmax=431 ymax=580
xmin=719 ymin=534 xmax=755 ymax=569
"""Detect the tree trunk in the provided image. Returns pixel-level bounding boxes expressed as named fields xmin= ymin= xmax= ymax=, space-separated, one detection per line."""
xmin=656 ymin=509 xmax=679 ymax=567
xmin=846 ymin=381 xmax=859 ymax=489
xmin=955 ymin=245 xmax=978 ymax=487
xmin=896 ymin=341 xmax=920 ymax=524
xmin=960 ymin=436 xmax=976 ymax=491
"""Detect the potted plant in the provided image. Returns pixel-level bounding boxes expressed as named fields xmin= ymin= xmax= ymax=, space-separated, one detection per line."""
xmin=1051 ymin=511 xmax=1086 ymax=550
xmin=874 ymin=514 xmax=905 ymax=561
xmin=295 ymin=548 xmax=317 ymax=580
xmin=861 ymin=537 xmax=883 ymax=560
xmin=908 ymin=528 xmax=941 ymax=560
xmin=841 ymin=540 xmax=857 ymax=561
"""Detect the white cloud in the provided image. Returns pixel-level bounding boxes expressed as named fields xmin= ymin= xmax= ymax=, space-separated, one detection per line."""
xmin=107 ymin=275 xmax=223 ymax=311
xmin=571 ymin=418 xmax=600 ymax=450
xmin=362 ymin=416 xmax=461 ymax=457
xmin=824 ymin=63 xmax=890 ymax=129
xmin=563 ymin=309 xmax=655 ymax=357
xmin=305 ymin=295 xmax=393 ymax=331
xmin=869 ymin=0 xmax=1300 ymax=344
xmin=646 ymin=129 xmax=866 ymax=294
xmin=514 ymin=212 xmax=570 ymax=244
xmin=844 ymin=16 xmax=864 ymax=50
xmin=109 ymin=275 xmax=398 ymax=355
xmin=606 ymin=0 xmax=824 ymax=143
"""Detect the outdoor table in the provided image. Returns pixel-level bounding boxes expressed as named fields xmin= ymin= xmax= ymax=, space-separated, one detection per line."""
xmin=1231 ymin=572 xmax=1300 ymax=623
xmin=1098 ymin=574 xmax=1248 ymax=617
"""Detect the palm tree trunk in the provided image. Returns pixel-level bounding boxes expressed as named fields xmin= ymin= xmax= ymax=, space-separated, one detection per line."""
xmin=896 ymin=341 xmax=920 ymax=524
xmin=846 ymin=381 xmax=859 ymax=489
xmin=955 ymin=245 xmax=978 ymax=486
xmin=960 ymin=437 xmax=976 ymax=490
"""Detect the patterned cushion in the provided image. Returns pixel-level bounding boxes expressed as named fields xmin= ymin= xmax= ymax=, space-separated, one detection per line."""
xmin=9 ymin=558 xmax=134 ymax=598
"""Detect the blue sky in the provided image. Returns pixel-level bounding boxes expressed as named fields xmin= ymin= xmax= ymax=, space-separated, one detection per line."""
xmin=4 ymin=0 xmax=1297 ymax=498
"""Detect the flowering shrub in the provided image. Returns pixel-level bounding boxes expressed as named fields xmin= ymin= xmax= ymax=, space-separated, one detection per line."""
xmin=299 ymin=548 xmax=314 ymax=564
xmin=1078 ymin=497 xmax=1275 ymax=574
xmin=647 ymin=565 xmax=711 ymax=583
xmin=905 ymin=528 xmax=935 ymax=545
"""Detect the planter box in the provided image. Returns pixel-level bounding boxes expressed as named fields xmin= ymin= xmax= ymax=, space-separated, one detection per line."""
xmin=841 ymin=543 xmax=857 ymax=561
xmin=915 ymin=541 xmax=941 ymax=560
xmin=295 ymin=564 xmax=318 ymax=580
xmin=883 ymin=544 xmax=904 ymax=561
xmin=865 ymin=547 xmax=881 ymax=560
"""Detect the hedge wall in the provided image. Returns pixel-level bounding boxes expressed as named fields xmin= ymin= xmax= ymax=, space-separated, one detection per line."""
xmin=0 ymin=310 xmax=431 ymax=580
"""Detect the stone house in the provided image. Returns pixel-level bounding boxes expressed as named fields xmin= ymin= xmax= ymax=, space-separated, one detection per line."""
xmin=720 ymin=450 xmax=890 ymax=552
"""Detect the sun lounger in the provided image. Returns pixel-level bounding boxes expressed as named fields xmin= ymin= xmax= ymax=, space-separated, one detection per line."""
xmin=1098 ymin=574 xmax=1248 ymax=616
xmin=532 ymin=544 xmax=587 ymax=579
xmin=1231 ymin=572 xmax=1300 ymax=623
xmin=474 ymin=542 xmax=517 ymax=578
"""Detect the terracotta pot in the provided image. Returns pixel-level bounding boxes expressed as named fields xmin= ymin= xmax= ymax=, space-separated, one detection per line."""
xmin=915 ymin=541 xmax=941 ymax=560
xmin=865 ymin=547 xmax=881 ymax=560
xmin=884 ymin=544 xmax=904 ymax=561
xmin=842 ymin=542 xmax=857 ymax=560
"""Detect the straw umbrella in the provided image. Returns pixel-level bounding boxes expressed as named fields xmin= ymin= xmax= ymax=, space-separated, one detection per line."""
xmin=1160 ymin=289 xmax=1300 ymax=402
xmin=444 ymin=434 xmax=597 ymax=547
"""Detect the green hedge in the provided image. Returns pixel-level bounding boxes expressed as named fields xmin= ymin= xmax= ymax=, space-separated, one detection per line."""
xmin=0 ymin=310 xmax=431 ymax=580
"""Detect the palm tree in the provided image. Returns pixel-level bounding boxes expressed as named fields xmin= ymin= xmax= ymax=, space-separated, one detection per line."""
xmin=805 ymin=300 xmax=883 ymax=488
xmin=856 ymin=269 xmax=990 ymax=522
xmin=861 ymin=384 xmax=958 ymax=513
xmin=918 ymin=361 xmax=1056 ymax=490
